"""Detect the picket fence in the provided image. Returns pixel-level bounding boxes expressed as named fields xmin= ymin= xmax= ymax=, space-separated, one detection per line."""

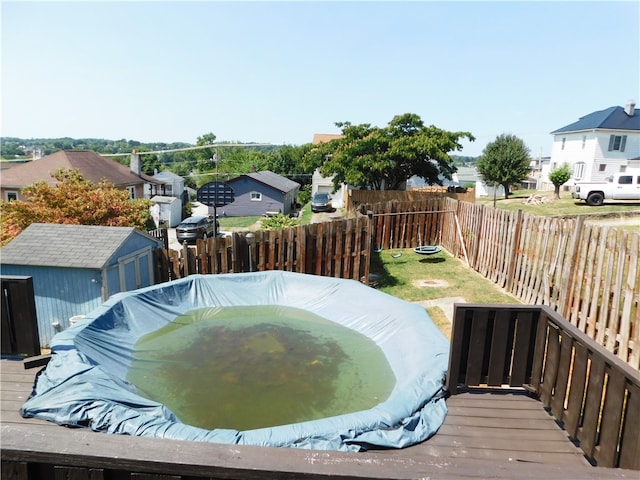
xmin=363 ymin=196 xmax=639 ymax=368
xmin=154 ymin=215 xmax=371 ymax=284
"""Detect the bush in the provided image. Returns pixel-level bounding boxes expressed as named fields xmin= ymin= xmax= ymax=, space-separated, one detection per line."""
xmin=261 ymin=213 xmax=300 ymax=230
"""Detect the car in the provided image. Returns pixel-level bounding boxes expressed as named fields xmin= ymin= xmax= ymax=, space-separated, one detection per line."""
xmin=311 ymin=193 xmax=333 ymax=213
xmin=175 ymin=215 xmax=218 ymax=244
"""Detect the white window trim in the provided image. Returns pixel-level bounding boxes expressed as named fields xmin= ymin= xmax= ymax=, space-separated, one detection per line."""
xmin=5 ymin=190 xmax=19 ymax=201
xmin=250 ymin=191 xmax=262 ymax=201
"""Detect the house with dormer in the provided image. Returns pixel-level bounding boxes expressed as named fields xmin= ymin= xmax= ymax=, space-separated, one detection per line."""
xmin=0 ymin=150 xmax=160 ymax=201
xmin=538 ymin=100 xmax=640 ymax=190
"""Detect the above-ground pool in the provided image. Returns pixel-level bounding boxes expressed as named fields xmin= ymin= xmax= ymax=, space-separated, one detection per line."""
xmin=21 ymin=271 xmax=450 ymax=452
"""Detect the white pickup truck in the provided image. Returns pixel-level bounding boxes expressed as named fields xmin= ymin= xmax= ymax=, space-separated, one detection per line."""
xmin=572 ymin=170 xmax=640 ymax=206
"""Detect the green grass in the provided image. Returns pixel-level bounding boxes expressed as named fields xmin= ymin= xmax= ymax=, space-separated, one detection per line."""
xmin=298 ymin=203 xmax=314 ymax=225
xmin=371 ymin=249 xmax=518 ymax=304
xmin=477 ymin=189 xmax=640 ymax=217
xmin=218 ymin=216 xmax=262 ymax=229
xmin=370 ymin=249 xmax=521 ymax=338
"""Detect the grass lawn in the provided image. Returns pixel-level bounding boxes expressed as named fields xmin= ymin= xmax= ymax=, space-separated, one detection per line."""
xmin=217 ymin=216 xmax=262 ymax=229
xmin=477 ymin=189 xmax=640 ymax=218
xmin=370 ymin=248 xmax=520 ymax=338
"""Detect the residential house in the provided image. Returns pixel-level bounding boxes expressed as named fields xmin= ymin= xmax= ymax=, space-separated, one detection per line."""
xmin=145 ymin=169 xmax=186 ymax=199
xmin=538 ymin=100 xmax=640 ymax=190
xmin=311 ymin=133 xmax=348 ymax=208
xmin=0 ymin=223 xmax=162 ymax=347
xmin=0 ymin=150 xmax=160 ymax=201
xmin=221 ymin=170 xmax=300 ymax=217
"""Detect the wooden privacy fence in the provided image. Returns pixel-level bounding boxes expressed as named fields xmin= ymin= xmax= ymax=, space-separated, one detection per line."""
xmin=153 ymin=215 xmax=371 ymax=283
xmin=448 ymin=304 xmax=640 ymax=470
xmin=361 ymin=196 xmax=639 ymax=368
xmin=348 ymin=187 xmax=474 ymax=213
xmin=447 ymin=197 xmax=640 ymax=368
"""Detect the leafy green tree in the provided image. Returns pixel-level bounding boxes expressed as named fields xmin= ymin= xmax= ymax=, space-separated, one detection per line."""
xmin=548 ymin=163 xmax=572 ymax=199
xmin=0 ymin=169 xmax=152 ymax=245
xmin=303 ymin=113 xmax=474 ymax=190
xmin=476 ymin=134 xmax=531 ymax=199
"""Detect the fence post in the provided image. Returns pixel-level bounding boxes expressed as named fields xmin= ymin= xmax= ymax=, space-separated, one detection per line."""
xmin=560 ymin=215 xmax=585 ymax=317
xmin=506 ymin=209 xmax=524 ymax=292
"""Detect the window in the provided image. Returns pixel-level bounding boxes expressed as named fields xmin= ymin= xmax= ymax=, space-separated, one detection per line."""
xmin=5 ymin=191 xmax=18 ymax=201
xmin=620 ymin=165 xmax=627 ymax=173
xmin=573 ymin=162 xmax=585 ymax=180
xmin=127 ymin=186 xmax=136 ymax=199
xmin=582 ymin=136 xmax=586 ymax=149
xmin=561 ymin=137 xmax=566 ymax=150
xmin=599 ymin=164 xmax=607 ymax=172
xmin=250 ymin=191 xmax=262 ymax=201
xmin=608 ymin=135 xmax=627 ymax=152
xmin=618 ymin=176 xmax=633 ymax=185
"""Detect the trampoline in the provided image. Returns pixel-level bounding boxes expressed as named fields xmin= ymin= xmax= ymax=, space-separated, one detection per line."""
xmin=21 ymin=271 xmax=450 ymax=452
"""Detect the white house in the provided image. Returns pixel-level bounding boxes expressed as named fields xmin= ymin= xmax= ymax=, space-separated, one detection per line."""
xmin=145 ymin=170 xmax=186 ymax=199
xmin=311 ymin=168 xmax=348 ymax=208
xmin=539 ymin=100 xmax=640 ymax=190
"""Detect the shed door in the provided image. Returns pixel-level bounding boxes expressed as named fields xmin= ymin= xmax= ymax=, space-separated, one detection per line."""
xmin=119 ymin=257 xmax=139 ymax=292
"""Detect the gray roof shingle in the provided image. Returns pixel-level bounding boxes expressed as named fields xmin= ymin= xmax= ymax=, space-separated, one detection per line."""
xmin=0 ymin=223 xmax=155 ymax=269
xmin=230 ymin=170 xmax=300 ymax=193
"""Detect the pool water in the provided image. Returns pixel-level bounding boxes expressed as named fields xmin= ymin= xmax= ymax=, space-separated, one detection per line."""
xmin=127 ymin=305 xmax=396 ymax=431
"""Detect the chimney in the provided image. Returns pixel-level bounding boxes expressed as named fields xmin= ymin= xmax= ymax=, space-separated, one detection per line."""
xmin=130 ymin=149 xmax=141 ymax=176
xmin=624 ymin=99 xmax=636 ymax=116
xmin=251 ymin=165 xmax=257 ymax=173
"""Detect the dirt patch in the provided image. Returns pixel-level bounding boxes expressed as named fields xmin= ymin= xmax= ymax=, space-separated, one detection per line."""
xmin=412 ymin=279 xmax=450 ymax=288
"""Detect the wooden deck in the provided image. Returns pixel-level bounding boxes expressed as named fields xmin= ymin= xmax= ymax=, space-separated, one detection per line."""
xmin=2 ymin=358 xmax=634 ymax=480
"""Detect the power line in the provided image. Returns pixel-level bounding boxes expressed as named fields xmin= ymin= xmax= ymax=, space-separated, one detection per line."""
xmin=100 ymin=143 xmax=277 ymax=157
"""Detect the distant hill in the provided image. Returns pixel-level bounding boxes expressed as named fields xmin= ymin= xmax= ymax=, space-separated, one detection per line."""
xmin=0 ymin=137 xmax=193 ymax=160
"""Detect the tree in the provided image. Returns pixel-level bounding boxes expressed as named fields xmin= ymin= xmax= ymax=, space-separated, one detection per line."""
xmin=548 ymin=163 xmax=572 ymax=199
xmin=0 ymin=169 xmax=152 ymax=246
xmin=476 ymin=134 xmax=531 ymax=199
xmin=303 ymin=113 xmax=474 ymax=190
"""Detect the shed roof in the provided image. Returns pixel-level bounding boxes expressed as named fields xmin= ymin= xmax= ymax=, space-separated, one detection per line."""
xmin=151 ymin=195 xmax=180 ymax=204
xmin=0 ymin=150 xmax=159 ymax=189
xmin=229 ymin=170 xmax=300 ymax=193
xmin=152 ymin=170 xmax=184 ymax=183
xmin=551 ymin=105 xmax=640 ymax=134
xmin=0 ymin=223 xmax=159 ymax=269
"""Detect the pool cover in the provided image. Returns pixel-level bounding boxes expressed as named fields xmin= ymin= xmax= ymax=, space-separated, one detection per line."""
xmin=21 ymin=271 xmax=450 ymax=452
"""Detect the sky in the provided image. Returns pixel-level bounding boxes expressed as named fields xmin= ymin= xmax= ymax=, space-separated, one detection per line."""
xmin=2 ymin=1 xmax=639 ymax=158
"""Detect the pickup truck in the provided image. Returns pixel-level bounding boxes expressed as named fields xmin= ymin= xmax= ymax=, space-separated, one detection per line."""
xmin=572 ymin=170 xmax=640 ymax=206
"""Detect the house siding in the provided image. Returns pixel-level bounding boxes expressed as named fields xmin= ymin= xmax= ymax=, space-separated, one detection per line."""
xmin=222 ymin=177 xmax=289 ymax=216
xmin=0 ymin=226 xmax=160 ymax=347
xmin=541 ymin=129 xmax=640 ymax=188
xmin=0 ymin=265 xmax=102 ymax=347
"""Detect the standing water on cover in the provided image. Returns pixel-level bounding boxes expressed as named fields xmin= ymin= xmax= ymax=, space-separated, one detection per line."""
xmin=127 ymin=305 xmax=396 ymax=430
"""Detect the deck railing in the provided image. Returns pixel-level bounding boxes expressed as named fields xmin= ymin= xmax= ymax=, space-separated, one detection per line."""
xmin=448 ymin=304 xmax=640 ymax=470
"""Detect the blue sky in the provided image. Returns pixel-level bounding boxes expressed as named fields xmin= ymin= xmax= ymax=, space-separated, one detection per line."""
xmin=2 ymin=1 xmax=638 ymax=157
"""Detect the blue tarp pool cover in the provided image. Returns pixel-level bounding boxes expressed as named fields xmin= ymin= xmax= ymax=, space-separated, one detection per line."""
xmin=21 ymin=271 xmax=450 ymax=451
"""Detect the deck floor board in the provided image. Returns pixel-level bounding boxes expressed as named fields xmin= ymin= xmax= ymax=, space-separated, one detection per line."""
xmin=1 ymin=359 xmax=633 ymax=479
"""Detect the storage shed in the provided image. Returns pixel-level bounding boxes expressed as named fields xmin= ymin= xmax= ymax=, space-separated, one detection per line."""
xmin=150 ymin=195 xmax=182 ymax=227
xmin=221 ymin=170 xmax=300 ymax=217
xmin=0 ymin=223 xmax=162 ymax=347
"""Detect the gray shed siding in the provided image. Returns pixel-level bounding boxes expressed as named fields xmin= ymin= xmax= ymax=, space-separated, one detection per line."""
xmin=222 ymin=178 xmax=290 ymax=217
xmin=0 ymin=265 xmax=102 ymax=347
